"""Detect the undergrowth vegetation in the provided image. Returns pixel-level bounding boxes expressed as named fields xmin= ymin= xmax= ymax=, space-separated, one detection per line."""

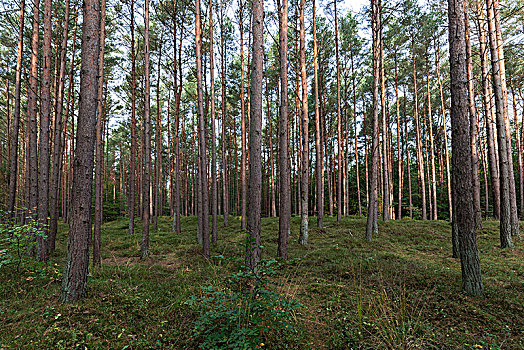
xmin=0 ymin=215 xmax=522 ymax=349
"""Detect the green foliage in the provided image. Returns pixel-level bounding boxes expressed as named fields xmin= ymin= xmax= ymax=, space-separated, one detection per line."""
xmin=0 ymin=211 xmax=46 ymax=270
xmin=187 ymin=256 xmax=302 ymax=349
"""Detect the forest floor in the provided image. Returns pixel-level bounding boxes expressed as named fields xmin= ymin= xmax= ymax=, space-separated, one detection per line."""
xmin=1 ymin=215 xmax=523 ymax=349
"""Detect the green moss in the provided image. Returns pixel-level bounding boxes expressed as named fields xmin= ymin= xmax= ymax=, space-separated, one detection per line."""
xmin=0 ymin=216 xmax=522 ymax=349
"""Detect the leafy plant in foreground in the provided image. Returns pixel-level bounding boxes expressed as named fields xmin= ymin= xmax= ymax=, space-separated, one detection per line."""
xmin=187 ymin=256 xmax=302 ymax=349
xmin=0 ymin=210 xmax=46 ymax=271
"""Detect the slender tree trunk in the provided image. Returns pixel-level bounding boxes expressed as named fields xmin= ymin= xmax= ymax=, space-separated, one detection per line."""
xmin=434 ymin=37 xmax=453 ymax=221
xmin=195 ymin=0 xmax=210 ymax=257
xmin=412 ymin=40 xmax=427 ymax=220
xmin=510 ymin=79 xmax=523 ymax=219
xmin=394 ymin=53 xmax=402 ymax=219
xmin=486 ymin=0 xmax=514 ymax=247
xmin=425 ymin=53 xmax=438 ymax=220
xmin=476 ymin=3 xmax=499 ymax=219
xmin=486 ymin=0 xmax=513 ymax=248
xmin=93 ymin=0 xmax=106 ymax=267
xmin=61 ymin=0 xmax=100 ymax=302
xmin=480 ymin=122 xmax=490 ymax=215
xmin=366 ymin=0 xmax=380 ymax=240
xmin=447 ymin=0 xmax=484 ymax=297
xmin=379 ymin=17 xmax=389 ymax=222
xmin=7 ymin=0 xmax=25 ymax=217
xmin=220 ymin=2 xmax=229 ymax=227
xmin=36 ymin=0 xmax=52 ymax=261
xmin=278 ymin=0 xmax=290 ymax=259
xmin=49 ymin=0 xmax=71 ymax=253
xmin=465 ymin=6 xmax=482 ymax=228
xmin=62 ymin=23 xmax=78 ymax=224
xmin=350 ymin=51 xmax=361 ymax=217
xmin=246 ymin=0 xmax=263 ymax=268
xmin=142 ymin=0 xmax=152 ymax=258
xmin=298 ymin=0 xmax=309 ymax=245
xmin=334 ymin=0 xmax=342 ymax=223
xmin=312 ymin=0 xmax=323 ymax=226
xmin=239 ymin=0 xmax=247 ymax=230
xmin=490 ymin=0 xmax=519 ymax=237
xmin=403 ymin=88 xmax=413 ymax=219
xmin=153 ymin=41 xmax=163 ymax=231
xmin=172 ymin=12 xmax=183 ymax=233
xmin=209 ymin=0 xmax=218 ymax=242
xmin=266 ymin=79 xmax=276 ymax=217
xmin=128 ymin=0 xmax=137 ymax=235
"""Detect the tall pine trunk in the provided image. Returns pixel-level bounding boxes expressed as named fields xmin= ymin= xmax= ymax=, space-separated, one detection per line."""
xmin=220 ymin=2 xmax=229 ymax=227
xmin=49 ymin=0 xmax=71 ymax=253
xmin=240 ymin=0 xmax=247 ymax=230
xmin=37 ymin=0 xmax=52 ymax=261
xmin=142 ymin=0 xmax=152 ymax=258
xmin=486 ymin=0 xmax=514 ymax=247
xmin=313 ymin=0 xmax=323 ymax=226
xmin=61 ymin=0 xmax=100 ymax=302
xmin=93 ymin=0 xmax=106 ymax=267
xmin=246 ymin=0 xmax=263 ymax=268
xmin=334 ymin=0 xmax=342 ymax=223
xmin=366 ymin=0 xmax=380 ymax=241
xmin=298 ymin=0 xmax=309 ymax=245
xmin=447 ymin=0 xmax=484 ymax=297
xmin=209 ymin=0 xmax=218 ymax=242
xmin=195 ymin=0 xmax=210 ymax=257
xmin=7 ymin=0 xmax=25 ymax=217
xmin=412 ymin=40 xmax=427 ymax=220
xmin=278 ymin=0 xmax=290 ymax=259
xmin=465 ymin=5 xmax=482 ymax=228
xmin=129 ymin=0 xmax=137 ymax=235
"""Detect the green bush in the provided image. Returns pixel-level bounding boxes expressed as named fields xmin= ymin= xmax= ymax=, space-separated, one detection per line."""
xmin=187 ymin=257 xmax=302 ymax=349
xmin=0 ymin=211 xmax=46 ymax=271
